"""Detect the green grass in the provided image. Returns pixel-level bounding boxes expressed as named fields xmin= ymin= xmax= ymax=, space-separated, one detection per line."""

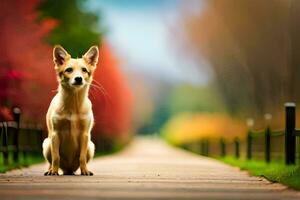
xmin=0 ymin=137 xmax=131 ymax=173
xmin=0 ymin=141 xmax=128 ymax=173
xmin=218 ymin=156 xmax=300 ymax=190
xmin=0 ymin=153 xmax=44 ymax=173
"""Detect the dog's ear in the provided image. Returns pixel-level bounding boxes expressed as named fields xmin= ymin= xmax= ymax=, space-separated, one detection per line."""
xmin=83 ymin=46 xmax=99 ymax=66
xmin=53 ymin=45 xmax=70 ymax=66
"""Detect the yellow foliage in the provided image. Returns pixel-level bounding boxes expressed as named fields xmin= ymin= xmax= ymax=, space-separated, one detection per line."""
xmin=162 ymin=113 xmax=247 ymax=145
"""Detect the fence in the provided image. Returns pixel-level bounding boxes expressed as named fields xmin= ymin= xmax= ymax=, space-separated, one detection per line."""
xmin=185 ymin=102 xmax=300 ymax=165
xmin=0 ymin=108 xmax=44 ymax=167
xmin=0 ymin=107 xmax=123 ymax=170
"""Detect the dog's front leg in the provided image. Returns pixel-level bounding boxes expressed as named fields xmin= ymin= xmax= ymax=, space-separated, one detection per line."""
xmin=45 ymin=133 xmax=60 ymax=175
xmin=80 ymin=134 xmax=93 ymax=176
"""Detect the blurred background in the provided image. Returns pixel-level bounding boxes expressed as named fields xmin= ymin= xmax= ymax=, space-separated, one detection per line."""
xmin=1 ymin=0 xmax=300 ymax=155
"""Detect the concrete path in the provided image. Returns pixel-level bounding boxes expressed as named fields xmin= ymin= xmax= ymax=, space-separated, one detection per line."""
xmin=0 ymin=137 xmax=299 ymax=200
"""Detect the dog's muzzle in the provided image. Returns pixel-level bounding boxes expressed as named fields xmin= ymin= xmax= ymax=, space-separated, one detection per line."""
xmin=73 ymin=77 xmax=83 ymax=86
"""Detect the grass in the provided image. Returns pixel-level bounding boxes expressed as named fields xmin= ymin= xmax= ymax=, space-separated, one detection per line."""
xmin=0 ymin=153 xmax=44 ymax=173
xmin=0 ymin=141 xmax=128 ymax=173
xmin=218 ymin=156 xmax=300 ymax=190
xmin=0 ymin=150 xmax=120 ymax=173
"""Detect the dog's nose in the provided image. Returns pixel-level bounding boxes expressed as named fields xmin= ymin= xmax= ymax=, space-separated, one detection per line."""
xmin=74 ymin=77 xmax=83 ymax=84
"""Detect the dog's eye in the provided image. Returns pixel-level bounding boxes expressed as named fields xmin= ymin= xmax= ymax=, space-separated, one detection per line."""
xmin=65 ymin=68 xmax=73 ymax=73
xmin=82 ymin=68 xmax=88 ymax=73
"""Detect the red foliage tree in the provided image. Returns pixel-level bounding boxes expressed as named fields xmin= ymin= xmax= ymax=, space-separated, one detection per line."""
xmin=92 ymin=42 xmax=133 ymax=141
xmin=0 ymin=1 xmax=133 ymax=144
xmin=0 ymin=0 xmax=57 ymax=121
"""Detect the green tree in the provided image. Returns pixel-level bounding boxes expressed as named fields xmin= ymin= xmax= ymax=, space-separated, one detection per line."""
xmin=38 ymin=0 xmax=103 ymax=56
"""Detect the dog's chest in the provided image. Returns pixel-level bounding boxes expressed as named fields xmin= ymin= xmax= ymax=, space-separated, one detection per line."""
xmin=52 ymin=113 xmax=84 ymax=155
xmin=52 ymin=113 xmax=88 ymax=136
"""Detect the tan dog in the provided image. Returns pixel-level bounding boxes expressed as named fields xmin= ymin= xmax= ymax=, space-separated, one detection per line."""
xmin=43 ymin=45 xmax=99 ymax=176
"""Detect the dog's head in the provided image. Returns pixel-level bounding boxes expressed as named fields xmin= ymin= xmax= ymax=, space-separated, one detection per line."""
xmin=53 ymin=45 xmax=99 ymax=90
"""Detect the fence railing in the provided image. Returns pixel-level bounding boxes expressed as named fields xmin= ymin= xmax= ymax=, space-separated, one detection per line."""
xmin=0 ymin=108 xmax=44 ymax=166
xmin=185 ymin=102 xmax=300 ymax=165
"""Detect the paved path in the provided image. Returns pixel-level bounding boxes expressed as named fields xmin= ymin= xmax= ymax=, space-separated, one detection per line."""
xmin=0 ymin=137 xmax=299 ymax=200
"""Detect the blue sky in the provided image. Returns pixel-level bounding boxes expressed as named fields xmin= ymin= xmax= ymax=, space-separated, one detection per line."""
xmin=84 ymin=0 xmax=210 ymax=85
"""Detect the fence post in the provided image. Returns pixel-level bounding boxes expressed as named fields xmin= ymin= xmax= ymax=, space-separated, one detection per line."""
xmin=2 ymin=122 xmax=9 ymax=165
xmin=200 ymin=139 xmax=205 ymax=155
xmin=264 ymin=113 xmax=272 ymax=163
xmin=39 ymin=128 xmax=44 ymax=154
xmin=265 ymin=126 xmax=271 ymax=163
xmin=246 ymin=131 xmax=252 ymax=160
xmin=13 ymin=107 xmax=21 ymax=163
xmin=206 ymin=139 xmax=209 ymax=156
xmin=246 ymin=118 xmax=254 ymax=160
xmin=220 ymin=138 xmax=226 ymax=157
xmin=285 ymin=102 xmax=296 ymax=165
xmin=234 ymin=137 xmax=240 ymax=159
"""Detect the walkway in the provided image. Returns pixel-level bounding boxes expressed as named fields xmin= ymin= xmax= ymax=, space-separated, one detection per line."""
xmin=0 ymin=137 xmax=299 ymax=199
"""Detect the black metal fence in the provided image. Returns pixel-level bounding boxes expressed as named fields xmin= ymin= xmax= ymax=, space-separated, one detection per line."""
xmin=0 ymin=107 xmax=123 ymax=170
xmin=184 ymin=102 xmax=300 ymax=165
xmin=0 ymin=108 xmax=44 ymax=167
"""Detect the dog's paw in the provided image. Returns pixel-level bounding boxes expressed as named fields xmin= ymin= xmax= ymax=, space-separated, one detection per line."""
xmin=81 ymin=169 xmax=93 ymax=176
xmin=44 ymin=170 xmax=59 ymax=176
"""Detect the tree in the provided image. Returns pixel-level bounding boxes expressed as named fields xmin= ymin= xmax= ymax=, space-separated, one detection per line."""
xmin=38 ymin=0 xmax=103 ymax=56
xmin=38 ymin=0 xmax=133 ymax=142
xmin=0 ymin=1 xmax=133 ymax=146
xmin=180 ymin=0 xmax=300 ymax=123
xmin=0 ymin=0 xmax=57 ymax=121
xmin=91 ymin=42 xmax=133 ymax=144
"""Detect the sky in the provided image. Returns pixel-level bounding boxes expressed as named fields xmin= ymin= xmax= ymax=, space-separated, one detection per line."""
xmin=84 ymin=0 xmax=210 ymax=85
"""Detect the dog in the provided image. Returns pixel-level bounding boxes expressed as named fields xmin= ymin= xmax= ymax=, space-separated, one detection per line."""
xmin=42 ymin=45 xmax=99 ymax=176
